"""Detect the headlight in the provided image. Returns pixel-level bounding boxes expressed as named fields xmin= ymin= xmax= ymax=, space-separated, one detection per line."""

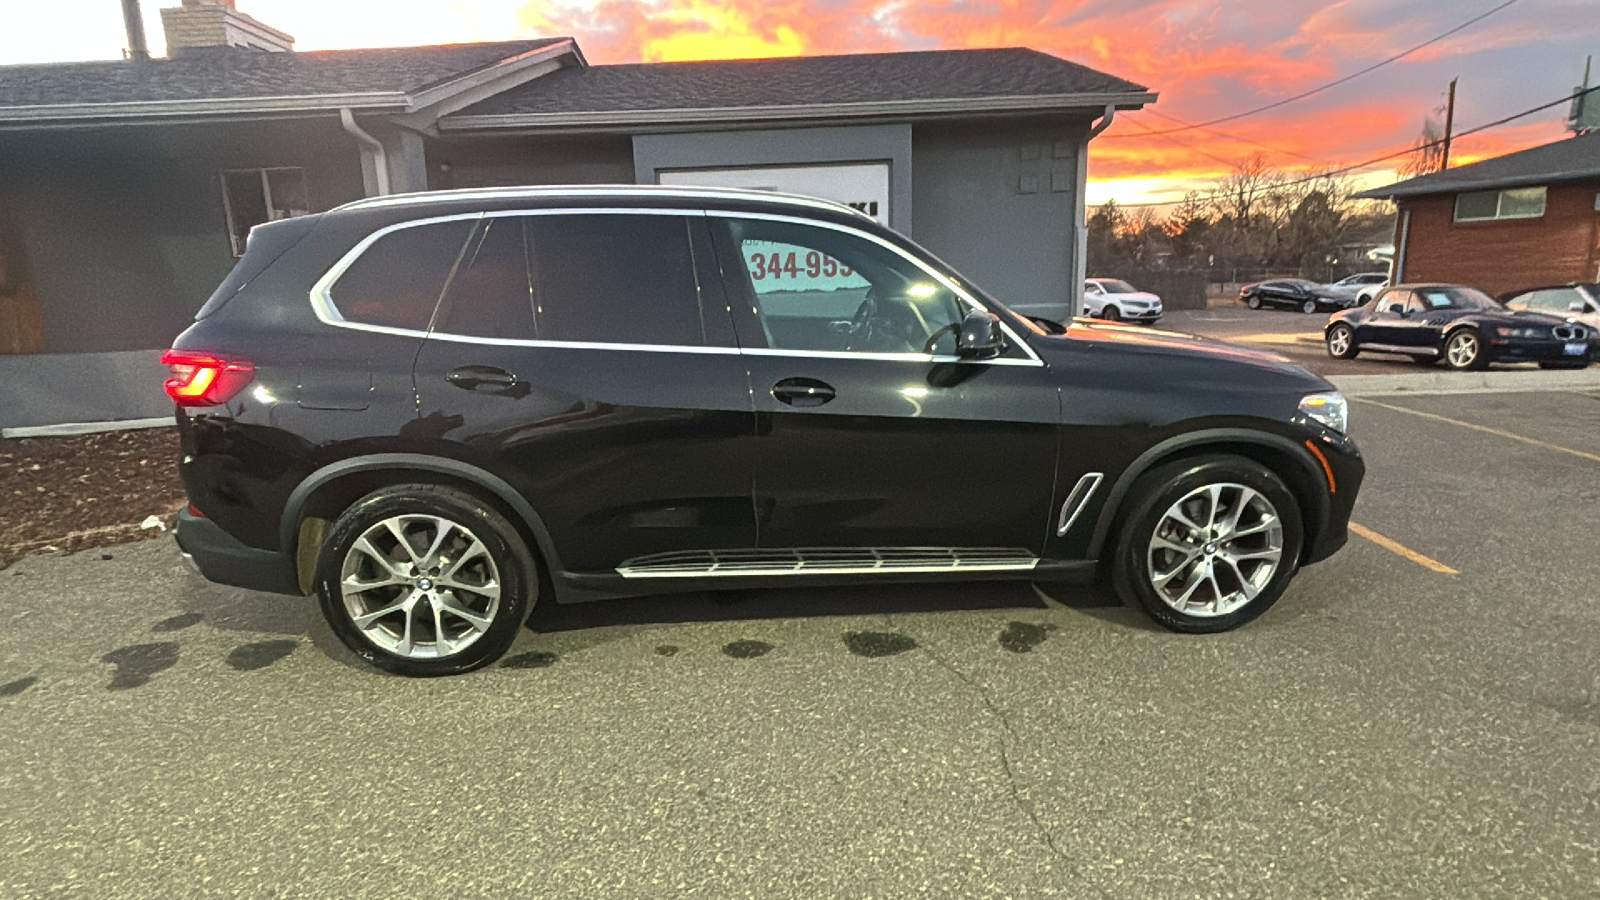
xmin=1300 ymin=392 xmax=1348 ymax=434
xmin=1494 ymin=326 xmax=1542 ymax=338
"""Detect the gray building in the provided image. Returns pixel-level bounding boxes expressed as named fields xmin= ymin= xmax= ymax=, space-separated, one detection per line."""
xmin=0 ymin=0 xmax=1153 ymax=430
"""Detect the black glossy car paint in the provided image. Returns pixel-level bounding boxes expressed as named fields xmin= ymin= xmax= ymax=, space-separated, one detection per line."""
xmin=172 ymin=189 xmax=1364 ymax=605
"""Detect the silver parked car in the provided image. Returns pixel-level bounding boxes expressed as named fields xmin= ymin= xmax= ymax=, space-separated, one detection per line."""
xmin=1501 ymin=283 xmax=1600 ymax=332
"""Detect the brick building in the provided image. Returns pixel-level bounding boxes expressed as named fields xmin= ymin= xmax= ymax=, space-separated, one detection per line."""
xmin=1357 ymin=130 xmax=1600 ymax=296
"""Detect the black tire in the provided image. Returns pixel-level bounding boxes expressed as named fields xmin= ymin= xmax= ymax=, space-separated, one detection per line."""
xmin=1443 ymin=327 xmax=1489 ymax=371
xmin=1101 ymin=305 xmax=1122 ymax=322
xmin=1325 ymin=323 xmax=1359 ymax=359
xmin=1110 ymin=456 xmax=1304 ymax=634
xmin=1245 ymin=294 xmax=1262 ymax=310
xmin=314 ymin=484 xmax=537 ymax=676
xmin=1301 ymin=299 xmax=1318 ymax=314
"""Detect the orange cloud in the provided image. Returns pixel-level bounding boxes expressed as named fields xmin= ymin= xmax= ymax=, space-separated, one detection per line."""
xmin=512 ymin=0 xmax=1593 ymax=205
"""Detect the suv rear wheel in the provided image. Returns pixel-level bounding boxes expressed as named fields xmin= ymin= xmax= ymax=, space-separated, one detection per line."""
xmin=1111 ymin=456 xmax=1303 ymax=633
xmin=314 ymin=484 xmax=536 ymax=676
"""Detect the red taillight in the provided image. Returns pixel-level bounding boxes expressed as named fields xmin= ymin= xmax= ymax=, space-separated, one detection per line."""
xmin=161 ymin=350 xmax=254 ymax=407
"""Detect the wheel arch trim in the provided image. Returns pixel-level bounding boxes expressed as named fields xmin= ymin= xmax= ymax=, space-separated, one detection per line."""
xmin=1085 ymin=429 xmax=1331 ymax=560
xmin=280 ymin=453 xmax=564 ymax=576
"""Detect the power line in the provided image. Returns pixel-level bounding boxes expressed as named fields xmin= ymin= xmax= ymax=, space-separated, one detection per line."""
xmin=1102 ymin=0 xmax=1525 ymax=139
xmin=1095 ymin=83 xmax=1600 ymax=209
xmin=1135 ymin=109 xmax=1331 ymax=165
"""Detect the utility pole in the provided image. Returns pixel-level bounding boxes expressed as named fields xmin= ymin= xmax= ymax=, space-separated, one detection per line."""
xmin=1439 ymin=77 xmax=1458 ymax=172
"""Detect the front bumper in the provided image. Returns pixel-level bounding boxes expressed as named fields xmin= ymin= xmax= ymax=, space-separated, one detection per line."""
xmin=174 ymin=509 xmax=303 ymax=596
xmin=1302 ymin=430 xmax=1364 ymax=566
xmin=1487 ymin=337 xmax=1597 ymax=364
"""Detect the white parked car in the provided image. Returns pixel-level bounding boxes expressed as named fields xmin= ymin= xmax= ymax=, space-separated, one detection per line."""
xmin=1501 ymin=283 xmax=1600 ymax=331
xmin=1084 ymin=278 xmax=1163 ymax=323
xmin=1320 ymin=272 xmax=1389 ymax=304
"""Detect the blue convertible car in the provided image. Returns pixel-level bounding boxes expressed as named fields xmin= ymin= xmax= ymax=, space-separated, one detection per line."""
xmin=1324 ymin=284 xmax=1595 ymax=370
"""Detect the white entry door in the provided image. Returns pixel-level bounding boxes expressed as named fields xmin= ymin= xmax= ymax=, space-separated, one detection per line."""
xmin=659 ymin=163 xmax=890 ymax=224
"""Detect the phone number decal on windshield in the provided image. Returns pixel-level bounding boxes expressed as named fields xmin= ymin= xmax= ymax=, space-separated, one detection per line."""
xmin=748 ymin=250 xmax=853 ymax=281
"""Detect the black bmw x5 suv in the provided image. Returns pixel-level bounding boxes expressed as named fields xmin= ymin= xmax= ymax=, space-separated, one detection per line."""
xmin=169 ymin=186 xmax=1363 ymax=676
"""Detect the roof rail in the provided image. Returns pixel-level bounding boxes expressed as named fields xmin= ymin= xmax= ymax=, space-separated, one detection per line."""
xmin=333 ymin=184 xmax=874 ymax=219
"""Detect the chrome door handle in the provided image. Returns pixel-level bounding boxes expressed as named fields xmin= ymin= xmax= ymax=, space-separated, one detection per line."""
xmin=771 ymin=377 xmax=836 ymax=407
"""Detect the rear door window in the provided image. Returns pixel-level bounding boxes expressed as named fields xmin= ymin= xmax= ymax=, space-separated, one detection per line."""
xmin=329 ymin=219 xmax=475 ymax=331
xmin=526 ymin=214 xmax=710 ymax=346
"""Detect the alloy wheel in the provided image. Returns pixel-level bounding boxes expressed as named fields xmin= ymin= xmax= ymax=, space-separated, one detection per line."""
xmin=1327 ymin=326 xmax=1351 ymax=357
xmin=339 ymin=515 xmax=502 ymax=659
xmin=1446 ymin=331 xmax=1479 ymax=368
xmin=1146 ymin=482 xmax=1283 ymax=618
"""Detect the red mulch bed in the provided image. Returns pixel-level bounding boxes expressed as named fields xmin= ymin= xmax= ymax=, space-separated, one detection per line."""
xmin=0 ymin=427 xmax=188 ymax=570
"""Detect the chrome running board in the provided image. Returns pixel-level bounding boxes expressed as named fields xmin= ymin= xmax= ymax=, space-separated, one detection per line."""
xmin=1057 ymin=472 xmax=1104 ymax=536
xmin=616 ymin=547 xmax=1039 ymax=579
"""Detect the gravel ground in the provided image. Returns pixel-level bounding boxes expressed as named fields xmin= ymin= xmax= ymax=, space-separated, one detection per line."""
xmin=0 ymin=427 xmax=186 ymax=570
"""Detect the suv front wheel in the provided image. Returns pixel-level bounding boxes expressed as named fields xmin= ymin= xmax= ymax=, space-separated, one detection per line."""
xmin=314 ymin=484 xmax=536 ymax=676
xmin=1111 ymin=456 xmax=1303 ymax=633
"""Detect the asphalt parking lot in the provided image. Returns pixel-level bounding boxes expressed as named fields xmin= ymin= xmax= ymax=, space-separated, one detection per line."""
xmin=4 ymin=389 xmax=1600 ymax=897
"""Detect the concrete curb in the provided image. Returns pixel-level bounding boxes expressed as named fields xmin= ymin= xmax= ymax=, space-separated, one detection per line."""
xmin=1 ymin=417 xmax=173 ymax=440
xmin=1329 ymin=369 xmax=1600 ymax=397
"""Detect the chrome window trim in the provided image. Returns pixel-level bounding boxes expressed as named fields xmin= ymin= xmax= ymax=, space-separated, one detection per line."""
xmin=308 ymin=206 xmax=1044 ymax=369
xmin=707 ymin=210 xmax=1045 ymax=367
xmin=308 ymin=207 xmax=731 ymax=349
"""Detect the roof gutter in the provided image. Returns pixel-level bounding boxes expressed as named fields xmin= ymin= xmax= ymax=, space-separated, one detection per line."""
xmin=340 ymin=107 xmax=390 ymax=196
xmin=438 ymin=90 xmax=1158 ymax=132
xmin=0 ymin=92 xmax=408 ymax=124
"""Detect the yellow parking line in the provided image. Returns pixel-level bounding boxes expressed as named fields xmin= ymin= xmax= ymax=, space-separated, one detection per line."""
xmin=1356 ymin=398 xmax=1600 ymax=464
xmin=1348 ymin=522 xmax=1459 ymax=576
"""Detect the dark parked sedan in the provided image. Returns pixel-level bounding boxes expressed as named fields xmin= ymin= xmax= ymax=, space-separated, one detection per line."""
xmin=1324 ymin=284 xmax=1595 ymax=370
xmin=1240 ymin=279 xmax=1352 ymax=314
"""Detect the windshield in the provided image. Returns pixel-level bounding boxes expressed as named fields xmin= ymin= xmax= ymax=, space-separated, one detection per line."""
xmin=1099 ymin=280 xmax=1138 ymax=294
xmin=1414 ymin=286 xmax=1500 ymax=310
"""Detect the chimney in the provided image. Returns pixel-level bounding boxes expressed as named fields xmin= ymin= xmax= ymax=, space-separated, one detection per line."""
xmin=122 ymin=0 xmax=150 ymax=61
xmin=160 ymin=0 xmax=295 ymax=54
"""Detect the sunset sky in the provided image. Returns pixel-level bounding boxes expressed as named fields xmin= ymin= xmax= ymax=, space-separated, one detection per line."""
xmin=5 ymin=0 xmax=1597 ymax=207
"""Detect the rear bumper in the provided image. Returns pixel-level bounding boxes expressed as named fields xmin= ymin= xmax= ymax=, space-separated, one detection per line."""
xmin=174 ymin=509 xmax=302 ymax=596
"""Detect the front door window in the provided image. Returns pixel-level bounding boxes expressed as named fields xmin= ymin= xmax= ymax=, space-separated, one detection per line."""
xmin=720 ymin=217 xmax=975 ymax=357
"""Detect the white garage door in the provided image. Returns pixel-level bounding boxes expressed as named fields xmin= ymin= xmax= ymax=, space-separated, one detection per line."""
xmin=658 ymin=163 xmax=890 ymax=224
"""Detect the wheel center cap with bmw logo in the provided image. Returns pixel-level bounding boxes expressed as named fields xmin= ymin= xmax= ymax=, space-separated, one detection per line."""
xmin=417 ymin=577 xmax=434 ymax=590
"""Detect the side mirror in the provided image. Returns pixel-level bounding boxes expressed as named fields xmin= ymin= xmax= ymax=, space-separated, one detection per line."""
xmin=956 ymin=308 xmax=1006 ymax=360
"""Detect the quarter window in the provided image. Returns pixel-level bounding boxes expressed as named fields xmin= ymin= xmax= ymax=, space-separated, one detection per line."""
xmin=719 ymin=218 xmax=969 ymax=355
xmin=1453 ymin=187 xmax=1546 ymax=222
xmin=329 ymin=219 xmax=474 ymax=332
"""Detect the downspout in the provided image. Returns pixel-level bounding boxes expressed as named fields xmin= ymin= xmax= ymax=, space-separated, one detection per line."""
xmin=1075 ymin=105 xmax=1118 ymax=314
xmin=340 ymin=108 xmax=390 ymax=197
xmin=1088 ymin=104 xmax=1117 ymax=139
xmin=1393 ymin=204 xmax=1411 ymax=283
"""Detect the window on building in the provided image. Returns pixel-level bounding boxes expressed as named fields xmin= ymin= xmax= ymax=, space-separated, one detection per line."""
xmin=221 ymin=167 xmax=310 ymax=257
xmin=328 ymin=220 xmax=474 ymax=332
xmin=1453 ymin=186 xmax=1547 ymax=222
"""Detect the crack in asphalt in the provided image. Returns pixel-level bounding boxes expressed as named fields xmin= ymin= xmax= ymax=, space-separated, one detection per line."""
xmin=886 ymin=614 xmax=1076 ymax=873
